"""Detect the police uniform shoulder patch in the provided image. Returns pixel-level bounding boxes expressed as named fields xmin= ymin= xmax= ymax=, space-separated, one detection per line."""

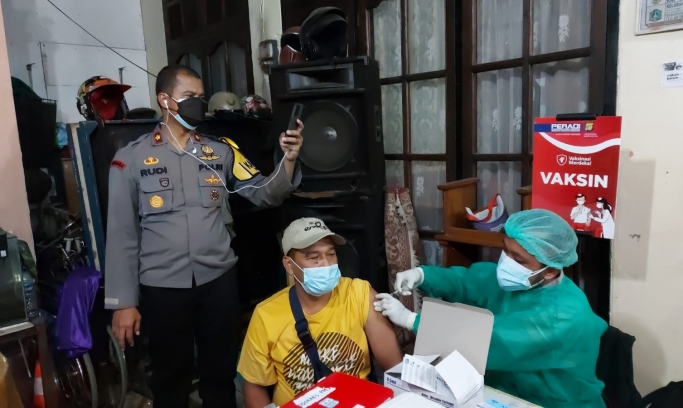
xmin=229 ymin=145 xmax=260 ymax=181
xmin=111 ymin=160 xmax=126 ymax=170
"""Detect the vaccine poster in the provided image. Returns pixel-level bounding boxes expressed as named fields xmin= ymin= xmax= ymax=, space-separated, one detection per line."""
xmin=532 ymin=116 xmax=622 ymax=239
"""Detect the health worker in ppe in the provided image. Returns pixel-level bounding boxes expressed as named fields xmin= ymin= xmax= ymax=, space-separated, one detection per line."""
xmin=374 ymin=209 xmax=607 ymax=408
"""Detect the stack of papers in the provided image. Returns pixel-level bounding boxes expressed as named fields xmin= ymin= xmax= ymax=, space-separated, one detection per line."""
xmin=400 ymin=351 xmax=483 ymax=405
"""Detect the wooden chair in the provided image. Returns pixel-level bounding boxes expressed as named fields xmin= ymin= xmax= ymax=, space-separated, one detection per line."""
xmin=434 ymin=178 xmax=531 ymax=267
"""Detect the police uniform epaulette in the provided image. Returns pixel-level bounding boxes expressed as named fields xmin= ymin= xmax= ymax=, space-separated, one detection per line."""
xmin=120 ymin=133 xmax=148 ymax=149
xmin=113 ymin=134 xmax=146 ymax=157
xmin=201 ymin=134 xmax=222 ymax=143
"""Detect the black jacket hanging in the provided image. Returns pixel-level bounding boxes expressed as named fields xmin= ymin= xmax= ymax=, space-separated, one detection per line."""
xmin=641 ymin=381 xmax=683 ymax=408
xmin=596 ymin=325 xmax=642 ymax=408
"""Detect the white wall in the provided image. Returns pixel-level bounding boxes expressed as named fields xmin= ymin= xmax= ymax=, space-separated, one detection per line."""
xmin=1 ymin=0 xmax=164 ymax=122
xmin=0 ymin=0 xmax=32 ymax=247
xmin=141 ymin=0 xmax=168 ymax=115
xmin=248 ymin=0 xmax=282 ymax=97
xmin=612 ymin=0 xmax=683 ymax=395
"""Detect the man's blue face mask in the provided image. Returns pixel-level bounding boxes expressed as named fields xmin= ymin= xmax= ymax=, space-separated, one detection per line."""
xmin=288 ymin=257 xmax=341 ymax=297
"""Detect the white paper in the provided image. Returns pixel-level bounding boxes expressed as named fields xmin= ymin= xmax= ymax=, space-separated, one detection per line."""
xmin=661 ymin=60 xmax=683 ymax=87
xmin=400 ymin=355 xmax=438 ymax=392
xmin=293 ymin=386 xmax=336 ymax=407
xmin=435 ymin=350 xmax=484 ymax=405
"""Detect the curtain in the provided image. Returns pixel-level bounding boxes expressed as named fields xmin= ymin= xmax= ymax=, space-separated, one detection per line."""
xmin=476 ymin=0 xmax=592 ymax=210
xmin=374 ymin=0 xmax=447 ymax=233
xmin=384 ymin=188 xmax=420 ymax=353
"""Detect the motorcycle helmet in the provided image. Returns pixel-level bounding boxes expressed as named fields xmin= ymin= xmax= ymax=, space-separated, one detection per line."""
xmin=300 ymin=7 xmax=348 ymax=61
xmin=241 ymin=95 xmax=272 ymax=121
xmin=76 ymin=76 xmax=131 ymax=121
xmin=208 ymin=91 xmax=242 ymax=114
xmin=279 ymin=26 xmax=305 ymax=65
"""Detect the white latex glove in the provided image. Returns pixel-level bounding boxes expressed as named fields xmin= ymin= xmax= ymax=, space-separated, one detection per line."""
xmin=394 ymin=267 xmax=424 ymax=296
xmin=374 ymin=293 xmax=417 ymax=330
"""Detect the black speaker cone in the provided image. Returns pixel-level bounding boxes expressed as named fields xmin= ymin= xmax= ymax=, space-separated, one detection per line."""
xmin=336 ymin=233 xmax=359 ymax=278
xmin=299 ymin=100 xmax=358 ymax=172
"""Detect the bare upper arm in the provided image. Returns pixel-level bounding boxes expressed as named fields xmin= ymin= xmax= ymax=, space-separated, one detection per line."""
xmin=242 ymin=380 xmax=272 ymax=408
xmin=364 ymin=287 xmax=404 ymax=371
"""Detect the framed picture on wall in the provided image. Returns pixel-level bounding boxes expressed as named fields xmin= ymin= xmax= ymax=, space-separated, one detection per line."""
xmin=636 ymin=0 xmax=683 ymax=35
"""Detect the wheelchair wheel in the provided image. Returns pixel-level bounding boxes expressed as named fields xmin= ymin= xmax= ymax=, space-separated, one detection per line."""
xmin=93 ymin=326 xmax=128 ymax=408
xmin=107 ymin=325 xmax=128 ymax=408
xmin=56 ymin=352 xmax=98 ymax=408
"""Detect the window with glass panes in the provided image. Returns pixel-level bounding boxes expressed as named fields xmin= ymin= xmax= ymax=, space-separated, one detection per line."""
xmin=164 ymin=0 xmax=254 ymax=98
xmin=370 ymin=0 xmax=455 ymax=266
xmin=462 ymin=0 xmax=607 ymax=214
xmin=366 ymin=0 xmax=608 ymax=266
xmin=178 ymin=41 xmax=249 ymax=97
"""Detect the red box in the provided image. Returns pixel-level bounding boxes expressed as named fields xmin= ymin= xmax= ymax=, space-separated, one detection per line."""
xmin=281 ymin=373 xmax=394 ymax=408
xmin=532 ymin=116 xmax=622 ymax=239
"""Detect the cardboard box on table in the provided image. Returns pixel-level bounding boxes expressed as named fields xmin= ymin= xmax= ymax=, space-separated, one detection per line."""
xmin=384 ymin=299 xmax=541 ymax=408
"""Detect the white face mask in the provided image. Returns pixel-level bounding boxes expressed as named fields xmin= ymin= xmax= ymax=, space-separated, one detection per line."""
xmin=496 ymin=252 xmax=548 ymax=292
xmin=577 ymin=200 xmax=585 ymax=206
xmin=597 ymin=203 xmax=604 ymax=209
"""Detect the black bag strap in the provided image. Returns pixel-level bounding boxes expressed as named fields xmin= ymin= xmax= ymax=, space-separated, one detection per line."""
xmin=289 ymin=286 xmax=332 ymax=382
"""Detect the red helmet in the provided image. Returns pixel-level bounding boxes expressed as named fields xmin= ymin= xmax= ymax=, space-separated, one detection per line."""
xmin=76 ymin=76 xmax=131 ymax=121
xmin=241 ymin=95 xmax=272 ymax=121
xmin=280 ymin=26 xmax=305 ymax=65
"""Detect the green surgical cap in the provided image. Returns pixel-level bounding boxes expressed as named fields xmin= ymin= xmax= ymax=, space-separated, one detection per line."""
xmin=504 ymin=209 xmax=578 ymax=269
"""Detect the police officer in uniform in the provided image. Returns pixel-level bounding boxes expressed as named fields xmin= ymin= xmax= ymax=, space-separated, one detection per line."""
xmin=104 ymin=65 xmax=303 ymax=408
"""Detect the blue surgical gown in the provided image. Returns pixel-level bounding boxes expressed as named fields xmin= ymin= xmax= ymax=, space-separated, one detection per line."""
xmin=413 ymin=263 xmax=607 ymax=408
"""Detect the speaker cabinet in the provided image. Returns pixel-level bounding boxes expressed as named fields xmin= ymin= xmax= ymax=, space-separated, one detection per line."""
xmin=270 ymin=57 xmax=385 ymax=195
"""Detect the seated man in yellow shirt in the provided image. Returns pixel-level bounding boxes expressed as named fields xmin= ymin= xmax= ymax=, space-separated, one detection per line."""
xmin=238 ymin=217 xmax=403 ymax=407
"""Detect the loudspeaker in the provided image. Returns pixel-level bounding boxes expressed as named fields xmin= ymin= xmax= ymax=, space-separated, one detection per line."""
xmin=269 ymin=56 xmax=385 ymax=194
xmin=279 ymin=193 xmax=388 ymax=293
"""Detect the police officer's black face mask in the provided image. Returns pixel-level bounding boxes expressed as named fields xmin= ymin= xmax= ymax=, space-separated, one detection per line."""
xmin=169 ymin=96 xmax=205 ymax=129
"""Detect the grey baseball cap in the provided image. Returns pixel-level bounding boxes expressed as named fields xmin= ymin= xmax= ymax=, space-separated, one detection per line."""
xmin=282 ymin=217 xmax=346 ymax=254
